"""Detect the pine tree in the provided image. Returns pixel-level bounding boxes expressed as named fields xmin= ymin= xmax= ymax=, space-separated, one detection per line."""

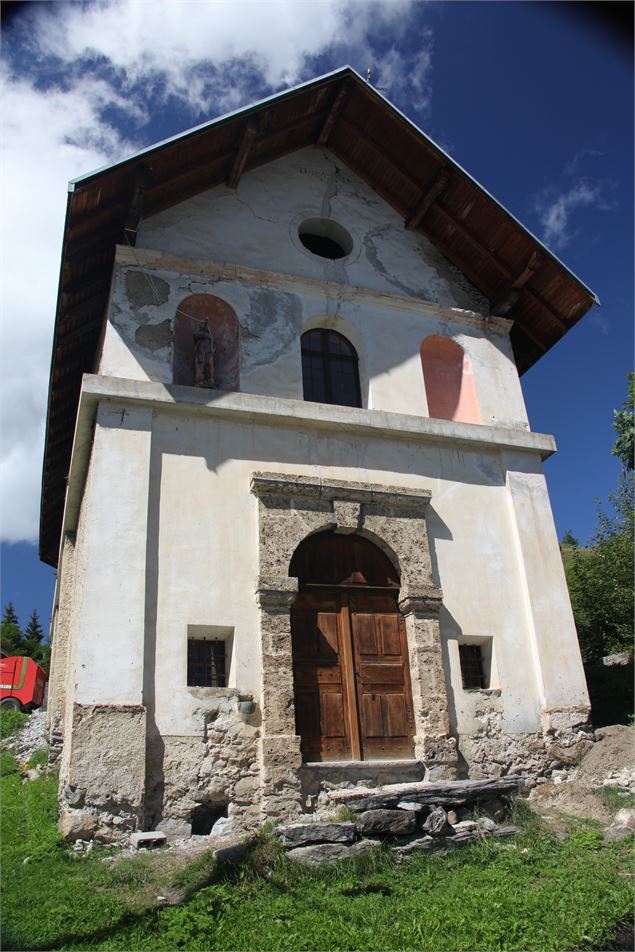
xmin=24 ymin=610 xmax=44 ymax=652
xmin=24 ymin=609 xmax=44 ymax=643
xmin=22 ymin=609 xmax=51 ymax=673
xmin=3 ymin=602 xmax=19 ymax=626
xmin=1 ymin=602 xmax=24 ymax=656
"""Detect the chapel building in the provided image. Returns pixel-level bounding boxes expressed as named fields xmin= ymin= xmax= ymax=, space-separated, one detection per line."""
xmin=41 ymin=68 xmax=597 ymax=842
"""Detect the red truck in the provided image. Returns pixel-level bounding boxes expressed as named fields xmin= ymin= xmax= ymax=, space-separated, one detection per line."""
xmin=0 ymin=656 xmax=46 ymax=711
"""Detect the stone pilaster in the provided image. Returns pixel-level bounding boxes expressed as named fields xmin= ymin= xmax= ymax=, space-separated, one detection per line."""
xmin=256 ymin=577 xmax=303 ymax=822
xmin=399 ymin=591 xmax=458 ymax=780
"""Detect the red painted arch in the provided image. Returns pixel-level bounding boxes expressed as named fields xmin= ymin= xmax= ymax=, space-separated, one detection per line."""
xmin=420 ymin=336 xmax=481 ymax=424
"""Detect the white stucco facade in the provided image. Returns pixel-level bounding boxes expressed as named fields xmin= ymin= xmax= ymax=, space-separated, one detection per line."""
xmin=48 ymin=146 xmax=591 ymax=842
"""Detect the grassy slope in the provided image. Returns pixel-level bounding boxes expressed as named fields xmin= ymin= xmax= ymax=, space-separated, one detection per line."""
xmin=1 ymin=757 xmax=633 ymax=952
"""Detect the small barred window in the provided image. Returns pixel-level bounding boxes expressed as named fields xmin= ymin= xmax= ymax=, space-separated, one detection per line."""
xmin=187 ymin=639 xmax=226 ymax=688
xmin=459 ymin=644 xmax=487 ymax=690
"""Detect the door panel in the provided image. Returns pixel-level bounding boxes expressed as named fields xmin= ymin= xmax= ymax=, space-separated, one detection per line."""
xmin=362 ymin=694 xmax=384 ymax=737
xmin=378 ymin=615 xmax=402 ymax=655
xmin=291 ymin=586 xmax=415 ymax=762
xmin=349 ymin=594 xmax=415 ymax=760
xmin=353 ymin=613 xmax=378 ymax=654
xmin=291 ymin=592 xmax=352 ymax=761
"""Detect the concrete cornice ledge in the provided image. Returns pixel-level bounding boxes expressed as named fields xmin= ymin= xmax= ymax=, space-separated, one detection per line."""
xmin=251 ymin=473 xmax=432 ymax=510
xmin=79 ymin=374 xmax=556 ymax=458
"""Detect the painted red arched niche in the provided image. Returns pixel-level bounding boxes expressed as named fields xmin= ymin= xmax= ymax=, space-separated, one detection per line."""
xmin=420 ymin=335 xmax=481 ymax=424
xmin=173 ymin=294 xmax=240 ymax=391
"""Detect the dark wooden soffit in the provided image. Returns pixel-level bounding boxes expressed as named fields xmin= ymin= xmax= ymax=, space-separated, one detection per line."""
xmin=40 ymin=67 xmax=597 ymax=567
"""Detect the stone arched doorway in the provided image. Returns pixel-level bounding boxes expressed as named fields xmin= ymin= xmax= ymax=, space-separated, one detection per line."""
xmin=250 ymin=472 xmax=458 ymax=823
xmin=289 ymin=532 xmax=415 ymax=763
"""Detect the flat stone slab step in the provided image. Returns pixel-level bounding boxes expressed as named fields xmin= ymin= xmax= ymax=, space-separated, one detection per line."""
xmin=328 ymin=777 xmax=523 ymax=811
xmin=281 ymin=824 xmax=523 ymax=865
xmin=302 ymin=760 xmax=425 ymax=796
xmin=287 ymin=839 xmax=381 ymax=866
xmin=274 ymin=822 xmax=356 ymax=848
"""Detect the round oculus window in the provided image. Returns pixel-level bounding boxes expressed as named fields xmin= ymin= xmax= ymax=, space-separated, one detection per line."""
xmin=298 ymin=218 xmax=353 ymax=260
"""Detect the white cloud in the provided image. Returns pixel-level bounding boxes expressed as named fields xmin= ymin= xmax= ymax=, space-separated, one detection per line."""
xmin=536 ymin=179 xmax=612 ymax=250
xmin=370 ymin=41 xmax=433 ymax=114
xmin=26 ymin=0 xmax=421 ymax=112
xmin=0 ymin=0 xmax=433 ymax=544
xmin=0 ymin=73 xmax=139 ymax=544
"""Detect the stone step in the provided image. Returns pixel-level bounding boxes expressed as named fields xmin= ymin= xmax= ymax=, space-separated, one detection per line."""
xmin=326 ymin=776 xmax=524 ymax=812
xmin=301 ymin=759 xmax=425 ymax=798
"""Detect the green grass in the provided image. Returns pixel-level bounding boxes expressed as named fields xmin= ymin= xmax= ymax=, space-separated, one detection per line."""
xmin=596 ymin=785 xmax=635 ymax=811
xmin=27 ymin=748 xmax=49 ymax=769
xmin=1 ymin=762 xmax=633 ymax=951
xmin=0 ymin=708 xmax=28 ymax=740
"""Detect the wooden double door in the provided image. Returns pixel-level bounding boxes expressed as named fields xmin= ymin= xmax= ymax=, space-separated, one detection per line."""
xmin=291 ymin=586 xmax=415 ymax=762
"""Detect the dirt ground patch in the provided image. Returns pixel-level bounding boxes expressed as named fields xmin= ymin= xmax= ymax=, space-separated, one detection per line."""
xmin=529 ymin=725 xmax=635 ymax=827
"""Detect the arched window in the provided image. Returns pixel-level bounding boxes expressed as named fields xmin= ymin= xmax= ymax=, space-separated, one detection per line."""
xmin=173 ymin=294 xmax=239 ymax=391
xmin=420 ymin=335 xmax=481 ymax=424
xmin=301 ymin=329 xmax=361 ymax=408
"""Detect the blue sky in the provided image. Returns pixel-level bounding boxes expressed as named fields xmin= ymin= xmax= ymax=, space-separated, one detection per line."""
xmin=0 ymin=0 xmax=632 ymax=634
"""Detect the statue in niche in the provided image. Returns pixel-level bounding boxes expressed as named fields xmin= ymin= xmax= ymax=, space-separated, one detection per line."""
xmin=193 ymin=319 xmax=215 ymax=388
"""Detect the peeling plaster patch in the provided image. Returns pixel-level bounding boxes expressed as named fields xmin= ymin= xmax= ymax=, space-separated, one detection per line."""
xmin=135 ymin=320 xmax=172 ymax=351
xmin=363 ymin=225 xmax=425 ymax=299
xmin=126 ymin=270 xmax=170 ymax=307
xmin=243 ymin=288 xmax=303 ymax=369
xmin=110 ymin=300 xmax=150 ymax=328
xmin=144 ymin=693 xmax=262 ymax=837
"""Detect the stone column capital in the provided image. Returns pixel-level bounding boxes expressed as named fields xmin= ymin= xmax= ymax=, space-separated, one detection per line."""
xmin=399 ymin=587 xmax=443 ymax=615
xmin=257 ymin=576 xmax=298 ymax=610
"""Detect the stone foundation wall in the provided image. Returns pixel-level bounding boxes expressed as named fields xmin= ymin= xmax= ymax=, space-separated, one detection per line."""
xmin=457 ymin=703 xmax=593 ymax=780
xmin=144 ymin=693 xmax=262 ymax=839
xmin=58 ymin=697 xmax=592 ymax=843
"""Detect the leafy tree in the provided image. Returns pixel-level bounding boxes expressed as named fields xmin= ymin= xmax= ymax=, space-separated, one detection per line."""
xmin=612 ymin=372 xmax=634 ymax=470
xmin=565 ymin=474 xmax=634 ymax=662
xmin=1 ymin=603 xmax=24 ymax=656
xmin=561 ymin=530 xmax=579 ymax=547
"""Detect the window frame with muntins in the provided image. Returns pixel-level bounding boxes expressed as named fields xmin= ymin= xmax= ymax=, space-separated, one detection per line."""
xmin=300 ymin=328 xmax=362 ymax=409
